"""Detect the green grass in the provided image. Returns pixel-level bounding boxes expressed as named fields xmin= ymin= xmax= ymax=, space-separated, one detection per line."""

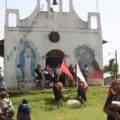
xmin=9 ymin=86 xmax=109 ymax=120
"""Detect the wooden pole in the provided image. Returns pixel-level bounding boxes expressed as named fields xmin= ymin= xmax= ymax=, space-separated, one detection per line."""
xmin=115 ymin=50 xmax=118 ymax=79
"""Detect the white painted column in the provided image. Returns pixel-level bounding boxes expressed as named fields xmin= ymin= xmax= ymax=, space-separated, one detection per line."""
xmin=59 ymin=0 xmax=62 ymax=12
xmin=47 ymin=0 xmax=52 ymax=18
xmin=69 ymin=0 xmax=73 ymax=12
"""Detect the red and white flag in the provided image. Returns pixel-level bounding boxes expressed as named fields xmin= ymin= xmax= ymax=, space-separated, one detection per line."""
xmin=76 ymin=63 xmax=88 ymax=91
xmin=59 ymin=58 xmax=74 ymax=80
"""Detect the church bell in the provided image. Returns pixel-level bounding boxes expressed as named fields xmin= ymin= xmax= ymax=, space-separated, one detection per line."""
xmin=52 ymin=0 xmax=57 ymax=5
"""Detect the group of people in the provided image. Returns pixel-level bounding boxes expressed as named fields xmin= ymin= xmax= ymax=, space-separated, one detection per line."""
xmin=1 ymin=72 xmax=120 ymax=119
xmin=52 ymin=73 xmax=88 ymax=108
xmin=16 ymin=61 xmax=90 ymax=90
xmin=0 ymin=91 xmax=31 ymax=120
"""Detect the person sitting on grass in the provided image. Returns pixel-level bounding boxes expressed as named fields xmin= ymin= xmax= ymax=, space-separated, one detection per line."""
xmin=103 ymin=80 xmax=120 ymax=120
xmin=17 ymin=99 xmax=31 ymax=120
xmin=0 ymin=91 xmax=14 ymax=120
xmin=53 ymin=78 xmax=63 ymax=109
xmin=77 ymin=80 xmax=87 ymax=106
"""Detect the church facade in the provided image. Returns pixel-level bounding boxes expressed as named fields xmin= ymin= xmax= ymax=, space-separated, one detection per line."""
xmin=4 ymin=0 xmax=104 ymax=89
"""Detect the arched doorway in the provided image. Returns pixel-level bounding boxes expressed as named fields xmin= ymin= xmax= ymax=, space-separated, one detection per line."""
xmin=46 ymin=49 xmax=64 ymax=68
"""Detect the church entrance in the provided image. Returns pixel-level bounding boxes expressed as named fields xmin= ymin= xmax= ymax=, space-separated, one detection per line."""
xmin=46 ymin=50 xmax=64 ymax=68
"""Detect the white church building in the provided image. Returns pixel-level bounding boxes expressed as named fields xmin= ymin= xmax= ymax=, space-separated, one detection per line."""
xmin=4 ymin=0 xmax=104 ymax=89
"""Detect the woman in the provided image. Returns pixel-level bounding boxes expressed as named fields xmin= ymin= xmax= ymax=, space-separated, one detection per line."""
xmin=17 ymin=99 xmax=31 ymax=120
xmin=103 ymin=80 xmax=120 ymax=120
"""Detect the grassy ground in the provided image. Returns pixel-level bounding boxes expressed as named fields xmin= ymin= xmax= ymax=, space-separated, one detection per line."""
xmin=9 ymin=86 xmax=109 ymax=120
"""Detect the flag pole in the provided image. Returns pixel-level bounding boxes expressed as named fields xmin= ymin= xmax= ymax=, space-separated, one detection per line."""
xmin=57 ymin=71 xmax=61 ymax=81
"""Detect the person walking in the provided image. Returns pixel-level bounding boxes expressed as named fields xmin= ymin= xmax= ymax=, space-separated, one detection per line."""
xmin=53 ymin=78 xmax=63 ymax=109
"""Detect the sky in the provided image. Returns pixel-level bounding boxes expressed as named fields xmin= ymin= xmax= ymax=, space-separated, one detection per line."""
xmin=0 ymin=0 xmax=120 ymax=73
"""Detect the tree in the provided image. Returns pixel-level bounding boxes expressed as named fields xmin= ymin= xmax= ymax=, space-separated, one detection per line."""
xmin=104 ymin=58 xmax=118 ymax=79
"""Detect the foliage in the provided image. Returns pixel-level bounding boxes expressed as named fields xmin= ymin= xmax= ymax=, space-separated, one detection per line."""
xmin=9 ymin=87 xmax=108 ymax=120
xmin=104 ymin=58 xmax=118 ymax=79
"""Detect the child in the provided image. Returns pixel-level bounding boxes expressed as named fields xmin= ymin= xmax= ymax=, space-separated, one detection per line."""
xmin=17 ymin=99 xmax=31 ymax=120
xmin=0 ymin=91 xmax=14 ymax=119
xmin=77 ymin=80 xmax=87 ymax=106
xmin=53 ymin=79 xmax=63 ymax=109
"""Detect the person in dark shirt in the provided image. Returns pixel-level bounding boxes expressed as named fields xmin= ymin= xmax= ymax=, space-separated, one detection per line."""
xmin=77 ymin=80 xmax=87 ymax=106
xmin=17 ymin=99 xmax=31 ymax=120
xmin=35 ymin=64 xmax=42 ymax=89
xmin=52 ymin=75 xmax=63 ymax=109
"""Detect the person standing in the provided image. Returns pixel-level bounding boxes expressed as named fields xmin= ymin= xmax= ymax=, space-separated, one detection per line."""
xmin=0 ymin=77 xmax=7 ymax=92
xmin=53 ymin=78 xmax=63 ymax=109
xmin=34 ymin=64 xmax=42 ymax=89
xmin=103 ymin=80 xmax=120 ymax=120
xmin=77 ymin=80 xmax=87 ymax=106
xmin=16 ymin=64 xmax=23 ymax=89
xmin=81 ymin=64 xmax=89 ymax=83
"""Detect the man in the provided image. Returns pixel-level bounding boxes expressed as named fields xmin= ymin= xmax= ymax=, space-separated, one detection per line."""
xmin=34 ymin=64 xmax=42 ymax=89
xmin=81 ymin=64 xmax=89 ymax=83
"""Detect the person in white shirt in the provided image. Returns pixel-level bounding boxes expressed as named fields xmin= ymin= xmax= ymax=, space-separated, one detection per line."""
xmin=16 ymin=64 xmax=23 ymax=89
xmin=0 ymin=77 xmax=7 ymax=92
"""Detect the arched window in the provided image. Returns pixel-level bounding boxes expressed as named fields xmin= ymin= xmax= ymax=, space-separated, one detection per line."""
xmin=40 ymin=0 xmax=47 ymax=11
xmin=90 ymin=16 xmax=97 ymax=29
xmin=51 ymin=0 xmax=59 ymax=12
xmin=8 ymin=13 xmax=17 ymax=27
xmin=62 ymin=0 xmax=69 ymax=12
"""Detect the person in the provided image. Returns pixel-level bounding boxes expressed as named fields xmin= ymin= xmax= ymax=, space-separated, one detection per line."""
xmin=0 ymin=77 xmax=7 ymax=92
xmin=68 ymin=64 xmax=74 ymax=87
xmin=103 ymin=80 xmax=120 ymax=120
xmin=44 ymin=65 xmax=52 ymax=88
xmin=53 ymin=78 xmax=63 ymax=109
xmin=34 ymin=64 xmax=42 ymax=89
xmin=0 ymin=91 xmax=14 ymax=120
xmin=16 ymin=64 xmax=23 ymax=89
xmin=77 ymin=80 xmax=87 ymax=106
xmin=81 ymin=64 xmax=89 ymax=83
xmin=17 ymin=99 xmax=31 ymax=120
